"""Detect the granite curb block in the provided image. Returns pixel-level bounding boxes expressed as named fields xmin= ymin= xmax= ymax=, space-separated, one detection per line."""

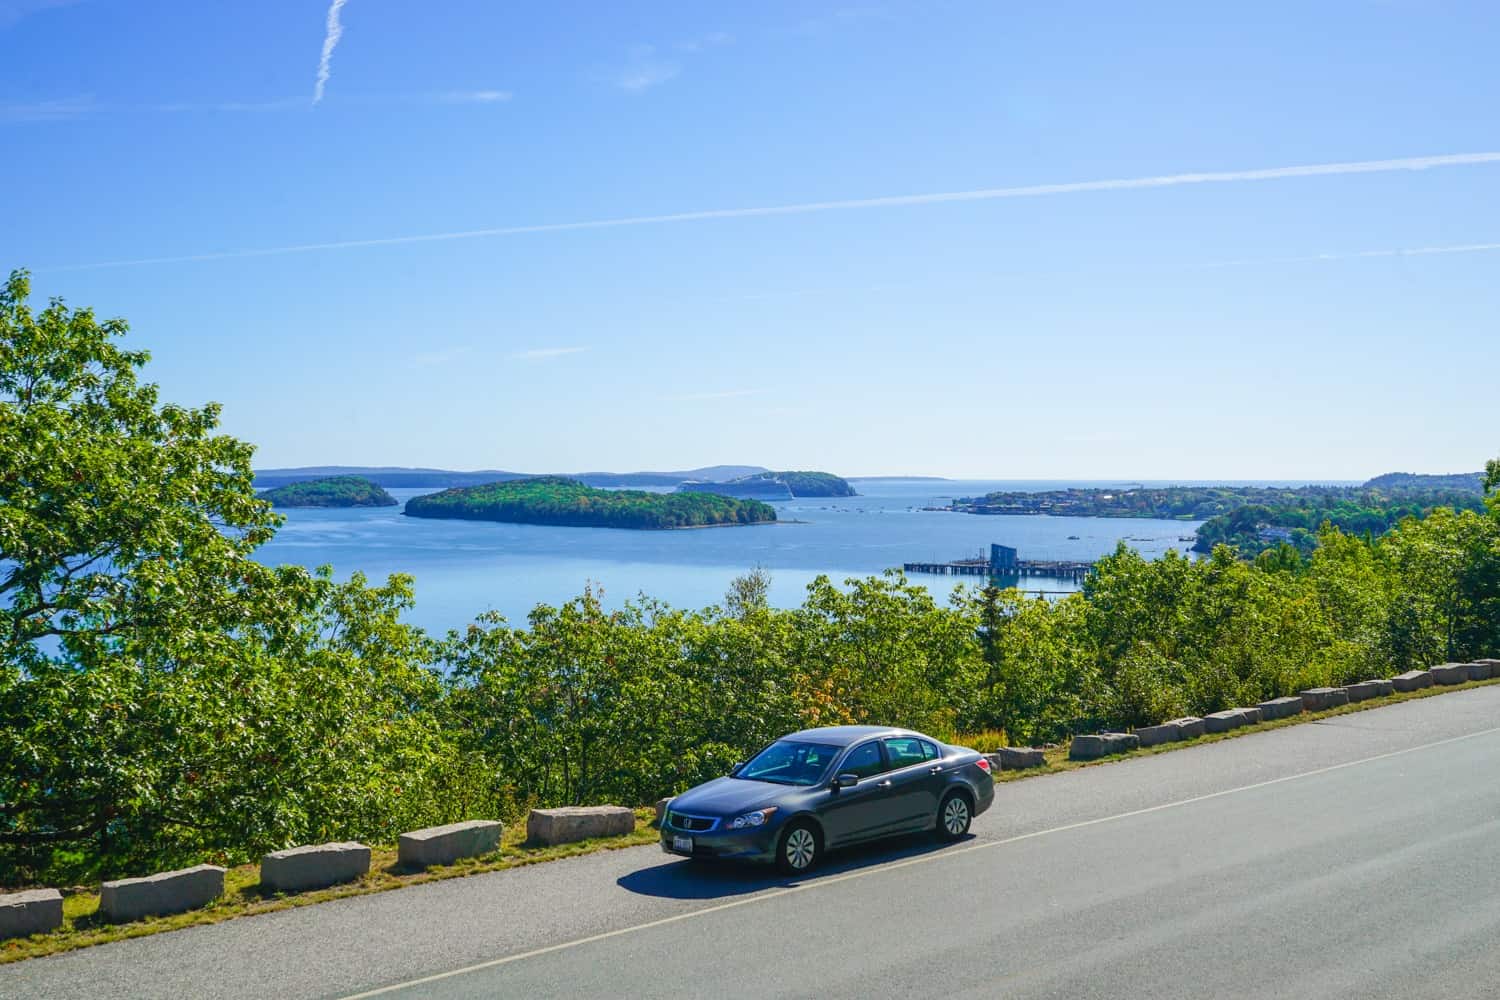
xmin=260 ymin=842 xmax=371 ymax=894
xmin=1167 ymin=716 xmax=1206 ymax=739
xmin=1299 ymin=687 xmax=1350 ymax=711
xmin=1257 ymin=696 xmax=1305 ymax=721
xmin=1345 ymin=680 xmax=1384 ymax=702
xmin=1237 ymin=707 xmax=1263 ymax=726
xmin=654 ymin=797 xmax=673 ymax=824
xmin=0 ymin=888 xmax=63 ymax=940
xmin=1392 ymin=670 xmax=1434 ymax=692
xmin=397 ymin=821 xmax=502 ymax=869
xmin=995 ymin=746 xmax=1047 ymax=769
xmin=1133 ymin=723 xmax=1181 ymax=748
xmin=1068 ymin=732 xmax=1139 ymax=761
xmin=1464 ymin=661 xmax=1494 ymax=682
xmin=99 ymin=864 xmax=225 ymax=923
xmin=1204 ymin=709 xmax=1246 ymax=734
xmin=1432 ymin=663 xmax=1469 ymax=685
xmin=527 ymin=806 xmax=636 ymax=847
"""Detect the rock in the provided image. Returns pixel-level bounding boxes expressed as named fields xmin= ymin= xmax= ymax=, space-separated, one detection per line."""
xmin=0 ymin=888 xmax=63 ymax=941
xmin=99 ymin=864 xmax=225 ymax=923
xmin=1344 ymin=680 xmax=1383 ymax=702
xmin=260 ymin=842 xmax=371 ymax=894
xmin=1166 ymin=717 xmax=1206 ymax=740
xmin=1237 ymin=707 xmax=1263 ymax=726
xmin=1133 ymin=724 xmax=1180 ymax=748
xmin=996 ymin=746 xmax=1046 ymax=769
xmin=527 ymin=806 xmax=636 ymax=846
xmin=1464 ymin=662 xmax=1494 ymax=681
xmin=1392 ymin=669 xmax=1434 ymax=692
xmin=1257 ymin=697 xmax=1305 ymax=721
xmin=1204 ymin=710 xmax=1244 ymax=734
xmin=397 ymin=821 xmax=502 ymax=869
xmin=1431 ymin=663 xmax=1469 ymax=685
xmin=654 ymin=797 xmax=673 ymax=824
xmin=1068 ymin=733 xmax=1138 ymax=761
xmin=1300 ymin=687 xmax=1350 ymax=711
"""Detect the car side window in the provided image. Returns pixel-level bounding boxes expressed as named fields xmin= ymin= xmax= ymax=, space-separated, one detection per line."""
xmin=918 ymin=740 xmax=939 ymax=761
xmin=840 ymin=741 xmax=886 ymax=779
xmin=883 ymin=737 xmax=928 ymax=769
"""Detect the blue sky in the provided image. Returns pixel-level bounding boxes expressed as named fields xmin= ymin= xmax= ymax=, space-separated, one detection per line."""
xmin=4 ymin=0 xmax=1497 ymax=478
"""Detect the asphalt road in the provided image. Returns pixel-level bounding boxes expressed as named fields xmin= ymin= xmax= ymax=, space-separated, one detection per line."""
xmin=7 ymin=686 xmax=1500 ymax=999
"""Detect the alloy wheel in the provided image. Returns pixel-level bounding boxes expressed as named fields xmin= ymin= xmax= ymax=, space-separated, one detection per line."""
xmin=784 ymin=826 xmax=817 ymax=871
xmin=943 ymin=795 xmax=970 ymax=836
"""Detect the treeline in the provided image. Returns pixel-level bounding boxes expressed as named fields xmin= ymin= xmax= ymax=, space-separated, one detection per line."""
xmin=403 ymin=476 xmax=777 ymax=529
xmin=1193 ymin=493 xmax=1487 ymax=556
xmin=955 ymin=483 xmax=1484 ymax=522
xmin=4 ymin=269 xmax=1500 ymax=888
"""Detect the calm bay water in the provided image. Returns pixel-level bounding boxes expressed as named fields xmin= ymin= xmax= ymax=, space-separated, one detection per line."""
xmin=254 ymin=479 xmax=1204 ymax=634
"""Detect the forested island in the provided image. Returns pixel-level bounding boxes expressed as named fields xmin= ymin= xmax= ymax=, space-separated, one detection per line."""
xmin=949 ymin=481 xmax=1487 ymax=556
xmin=259 ymin=475 xmax=397 ymax=508
xmin=403 ymin=476 xmax=777 ymax=529
xmin=677 ymin=470 xmax=856 ymax=499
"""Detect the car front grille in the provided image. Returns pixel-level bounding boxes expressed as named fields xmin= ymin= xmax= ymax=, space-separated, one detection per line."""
xmin=668 ymin=811 xmax=717 ymax=832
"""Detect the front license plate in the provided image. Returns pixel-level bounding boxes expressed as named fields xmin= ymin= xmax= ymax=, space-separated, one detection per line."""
xmin=672 ymin=835 xmax=693 ymax=853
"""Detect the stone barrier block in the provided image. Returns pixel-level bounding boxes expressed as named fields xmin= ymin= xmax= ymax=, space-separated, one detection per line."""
xmin=527 ymin=806 xmax=636 ymax=847
xmin=1237 ymin=707 xmax=1263 ymax=726
xmin=0 ymin=888 xmax=63 ymax=941
xmin=1167 ymin=717 xmax=1206 ymax=740
xmin=1392 ymin=669 xmax=1433 ymax=692
xmin=1300 ymin=687 xmax=1349 ymax=711
xmin=654 ymin=797 xmax=673 ymax=824
xmin=261 ymin=842 xmax=370 ymax=894
xmin=1465 ymin=662 xmax=1494 ymax=681
xmin=398 ymin=821 xmax=502 ymax=869
xmin=99 ymin=864 xmax=224 ymax=923
xmin=1257 ymin=697 xmax=1304 ymax=721
xmin=1431 ymin=663 xmax=1468 ymax=685
xmin=1068 ymin=733 xmax=1137 ymax=761
xmin=1369 ymin=678 xmax=1394 ymax=696
xmin=1204 ymin=710 xmax=1244 ymax=734
xmin=996 ymin=746 xmax=1046 ymax=769
xmin=1134 ymin=724 xmax=1180 ymax=748
xmin=1344 ymin=680 xmax=1383 ymax=702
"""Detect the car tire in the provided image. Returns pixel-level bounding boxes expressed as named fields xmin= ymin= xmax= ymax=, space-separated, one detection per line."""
xmin=937 ymin=790 xmax=972 ymax=841
xmin=776 ymin=820 xmax=821 ymax=875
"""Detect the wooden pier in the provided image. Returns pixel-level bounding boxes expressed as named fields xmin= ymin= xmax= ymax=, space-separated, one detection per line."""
xmin=903 ymin=544 xmax=1095 ymax=582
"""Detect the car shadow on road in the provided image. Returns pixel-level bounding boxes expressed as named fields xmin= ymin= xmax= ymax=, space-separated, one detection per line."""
xmin=616 ymin=832 xmax=973 ymax=900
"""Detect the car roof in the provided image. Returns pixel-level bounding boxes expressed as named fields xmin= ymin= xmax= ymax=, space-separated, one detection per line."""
xmin=780 ymin=725 xmax=925 ymax=747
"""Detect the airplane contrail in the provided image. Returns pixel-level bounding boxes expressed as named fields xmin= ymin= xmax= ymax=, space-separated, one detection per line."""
xmin=43 ymin=151 xmax=1500 ymax=271
xmin=312 ymin=0 xmax=348 ymax=104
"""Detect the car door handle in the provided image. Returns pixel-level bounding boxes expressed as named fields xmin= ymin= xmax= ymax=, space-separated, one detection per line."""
xmin=877 ymin=779 xmax=893 ymax=788
xmin=928 ymin=766 xmax=943 ymax=774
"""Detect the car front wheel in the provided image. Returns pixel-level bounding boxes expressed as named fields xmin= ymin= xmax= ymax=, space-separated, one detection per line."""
xmin=777 ymin=821 xmax=820 ymax=875
xmin=937 ymin=790 xmax=972 ymax=841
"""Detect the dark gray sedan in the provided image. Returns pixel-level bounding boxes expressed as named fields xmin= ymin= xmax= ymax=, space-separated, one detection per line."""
xmin=660 ymin=725 xmax=995 ymax=874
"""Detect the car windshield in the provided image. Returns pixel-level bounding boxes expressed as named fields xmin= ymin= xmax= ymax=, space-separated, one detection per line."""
xmin=736 ymin=740 xmax=842 ymax=786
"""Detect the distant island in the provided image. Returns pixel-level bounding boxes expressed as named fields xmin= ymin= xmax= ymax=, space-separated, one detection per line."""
xmin=254 ymin=464 xmax=770 ymax=490
xmin=677 ymin=470 xmax=856 ymax=500
xmin=259 ymin=475 xmax=397 ymax=508
xmin=948 ymin=476 xmax=1487 ymax=557
xmin=402 ymin=476 xmax=777 ymax=530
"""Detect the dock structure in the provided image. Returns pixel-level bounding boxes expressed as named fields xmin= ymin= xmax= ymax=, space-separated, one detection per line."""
xmin=903 ymin=543 xmax=1095 ymax=582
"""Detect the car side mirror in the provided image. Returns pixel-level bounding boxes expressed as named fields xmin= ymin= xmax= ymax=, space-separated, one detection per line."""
xmin=834 ymin=773 xmax=859 ymax=789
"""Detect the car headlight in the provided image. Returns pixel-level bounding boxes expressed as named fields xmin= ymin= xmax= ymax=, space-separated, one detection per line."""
xmin=728 ymin=807 xmax=778 ymax=829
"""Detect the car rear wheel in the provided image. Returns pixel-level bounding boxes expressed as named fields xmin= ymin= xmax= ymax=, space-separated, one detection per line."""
xmin=937 ymin=790 xmax=972 ymax=841
xmin=776 ymin=821 xmax=820 ymax=875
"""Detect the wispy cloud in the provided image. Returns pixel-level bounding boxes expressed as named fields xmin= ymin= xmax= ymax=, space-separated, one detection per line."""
xmin=0 ymin=93 xmax=93 ymax=122
xmin=668 ymin=389 xmax=764 ymax=402
xmin=313 ymin=0 xmax=349 ymax=105
xmin=1208 ymin=241 xmax=1500 ymax=268
xmin=43 ymin=152 xmax=1500 ymax=271
xmin=436 ymin=89 xmax=512 ymax=104
xmin=616 ymin=46 xmax=680 ymax=93
xmin=512 ymin=347 xmax=588 ymax=361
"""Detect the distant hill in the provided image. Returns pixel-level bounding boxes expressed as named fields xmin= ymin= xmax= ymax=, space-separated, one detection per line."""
xmin=678 ymin=470 xmax=857 ymax=500
xmin=402 ymin=476 xmax=777 ymax=530
xmin=254 ymin=465 xmax=770 ymax=490
xmin=1362 ymin=471 xmax=1485 ymax=492
xmin=259 ymin=475 xmax=398 ymax=508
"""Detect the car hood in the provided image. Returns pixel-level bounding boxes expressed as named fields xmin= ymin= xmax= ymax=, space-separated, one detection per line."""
xmin=669 ymin=776 xmax=796 ymax=816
